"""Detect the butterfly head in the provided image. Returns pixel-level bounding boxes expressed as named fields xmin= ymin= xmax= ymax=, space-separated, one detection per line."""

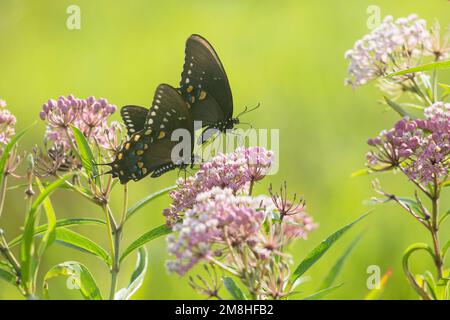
xmin=108 ymin=132 xmax=152 ymax=184
xmin=227 ymin=117 xmax=240 ymax=129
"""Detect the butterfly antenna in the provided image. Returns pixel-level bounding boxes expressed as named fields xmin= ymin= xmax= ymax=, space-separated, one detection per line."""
xmin=238 ymin=122 xmax=253 ymax=129
xmin=93 ymin=170 xmax=112 ymax=179
xmin=237 ymin=102 xmax=261 ymax=118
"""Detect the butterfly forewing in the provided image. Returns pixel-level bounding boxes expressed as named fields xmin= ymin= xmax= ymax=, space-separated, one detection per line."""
xmin=120 ymin=105 xmax=149 ymax=136
xmin=144 ymin=84 xmax=193 ymax=139
xmin=180 ymin=34 xmax=233 ymax=126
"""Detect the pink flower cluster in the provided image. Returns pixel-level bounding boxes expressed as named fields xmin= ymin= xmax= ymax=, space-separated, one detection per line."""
xmin=39 ymin=95 xmax=120 ymax=150
xmin=367 ymin=102 xmax=450 ymax=184
xmin=166 ymin=188 xmax=270 ymax=275
xmin=163 ymin=147 xmax=274 ymax=225
xmin=345 ymin=14 xmax=448 ymax=88
xmin=165 ymin=147 xmax=317 ymax=276
xmin=0 ymin=100 xmax=16 ymax=147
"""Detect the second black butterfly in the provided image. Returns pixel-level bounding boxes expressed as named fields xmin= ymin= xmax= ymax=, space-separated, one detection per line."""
xmin=108 ymin=84 xmax=194 ymax=184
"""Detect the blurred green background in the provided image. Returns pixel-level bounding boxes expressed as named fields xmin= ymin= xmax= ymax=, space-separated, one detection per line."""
xmin=0 ymin=0 xmax=449 ymax=300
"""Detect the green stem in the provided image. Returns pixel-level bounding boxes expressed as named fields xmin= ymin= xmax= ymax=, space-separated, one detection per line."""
xmin=430 ymin=178 xmax=443 ymax=280
xmin=109 ymin=226 xmax=121 ymax=300
xmin=249 ymin=180 xmax=254 ymax=196
xmin=108 ymin=185 xmax=128 ymax=300
xmin=0 ymin=231 xmax=21 ymax=277
xmin=0 ymin=175 xmax=8 ymax=220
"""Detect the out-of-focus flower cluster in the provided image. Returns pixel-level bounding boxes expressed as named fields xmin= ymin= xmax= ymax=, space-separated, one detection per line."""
xmin=39 ymin=95 xmax=121 ymax=151
xmin=366 ymin=102 xmax=450 ymax=184
xmin=0 ymin=99 xmax=17 ymax=148
xmin=345 ymin=14 xmax=449 ymax=88
xmin=163 ymin=147 xmax=274 ymax=225
xmin=165 ymin=147 xmax=317 ymax=289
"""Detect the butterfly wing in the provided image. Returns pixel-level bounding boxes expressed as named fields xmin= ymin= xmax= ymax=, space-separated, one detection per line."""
xmin=110 ymin=85 xmax=194 ymax=184
xmin=144 ymin=84 xmax=193 ymax=140
xmin=180 ymin=34 xmax=233 ymax=126
xmin=120 ymin=105 xmax=149 ymax=136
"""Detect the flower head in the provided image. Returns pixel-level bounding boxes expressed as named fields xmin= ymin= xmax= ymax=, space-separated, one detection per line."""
xmin=367 ymin=102 xmax=450 ymax=184
xmin=0 ymin=100 xmax=16 ymax=148
xmin=163 ymin=147 xmax=274 ymax=225
xmin=166 ymin=187 xmax=269 ymax=275
xmin=39 ymin=95 xmax=118 ymax=151
xmin=345 ymin=14 xmax=443 ymax=88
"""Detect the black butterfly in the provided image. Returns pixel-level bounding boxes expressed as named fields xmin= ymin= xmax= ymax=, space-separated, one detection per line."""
xmin=108 ymin=84 xmax=194 ymax=184
xmin=179 ymin=34 xmax=249 ymax=143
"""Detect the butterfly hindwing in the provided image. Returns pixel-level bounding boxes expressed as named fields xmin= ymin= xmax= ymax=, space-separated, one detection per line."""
xmin=179 ymin=34 xmax=233 ymax=126
xmin=120 ymin=105 xmax=149 ymax=136
xmin=111 ymin=84 xmax=194 ymax=184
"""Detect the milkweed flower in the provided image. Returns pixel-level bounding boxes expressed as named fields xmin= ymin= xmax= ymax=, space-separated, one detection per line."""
xmin=39 ymin=95 xmax=117 ymax=150
xmin=163 ymin=147 xmax=274 ymax=225
xmin=0 ymin=99 xmax=17 ymax=148
xmin=344 ymin=14 xmax=447 ymax=88
xmin=166 ymin=188 xmax=272 ymax=275
xmin=166 ymin=187 xmax=316 ymax=276
xmin=366 ymin=102 xmax=450 ymax=184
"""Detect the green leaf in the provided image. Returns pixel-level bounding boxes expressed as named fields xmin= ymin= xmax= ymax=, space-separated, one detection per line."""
xmin=402 ymin=243 xmax=435 ymax=300
xmin=120 ymin=224 xmax=171 ymax=262
xmin=36 ymin=179 xmax=57 ymax=259
xmin=223 ymin=276 xmax=247 ymax=300
xmin=384 ymin=96 xmax=414 ymax=118
xmin=442 ymin=180 xmax=450 ymax=188
xmin=302 ymin=283 xmax=343 ymax=300
xmin=20 ymin=173 xmax=73 ymax=290
xmin=290 ymin=213 xmax=369 ymax=283
xmin=115 ymin=247 xmax=148 ymax=300
xmin=441 ymin=239 xmax=450 ymax=261
xmin=70 ymin=125 xmax=99 ymax=184
xmin=0 ymin=123 xmax=35 ymax=188
xmin=53 ymin=228 xmax=111 ymax=266
xmin=439 ymin=83 xmax=450 ymax=99
xmin=387 ymin=60 xmax=450 ymax=77
xmin=9 ymin=217 xmax=105 ymax=248
xmin=43 ymin=261 xmax=102 ymax=300
xmin=0 ymin=262 xmax=17 ymax=286
xmin=351 ymin=165 xmax=391 ymax=178
xmin=351 ymin=168 xmax=372 ymax=178
xmin=126 ymin=185 xmax=176 ymax=221
xmin=320 ymin=232 xmax=364 ymax=289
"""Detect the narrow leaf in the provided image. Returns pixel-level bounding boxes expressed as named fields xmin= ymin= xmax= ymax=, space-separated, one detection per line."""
xmin=126 ymin=186 xmax=176 ymax=221
xmin=384 ymin=96 xmax=413 ymax=118
xmin=53 ymin=228 xmax=111 ymax=266
xmin=36 ymin=178 xmax=57 ymax=259
xmin=223 ymin=276 xmax=247 ymax=300
xmin=70 ymin=125 xmax=99 ymax=184
xmin=303 ymin=283 xmax=344 ymax=300
xmin=9 ymin=218 xmax=105 ymax=248
xmin=291 ymin=213 xmax=369 ymax=283
xmin=388 ymin=59 xmax=450 ymax=77
xmin=115 ymin=247 xmax=148 ymax=300
xmin=44 ymin=261 xmax=102 ymax=300
xmin=320 ymin=232 xmax=364 ymax=289
xmin=0 ymin=262 xmax=17 ymax=286
xmin=20 ymin=173 xmax=73 ymax=289
xmin=120 ymin=224 xmax=171 ymax=262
